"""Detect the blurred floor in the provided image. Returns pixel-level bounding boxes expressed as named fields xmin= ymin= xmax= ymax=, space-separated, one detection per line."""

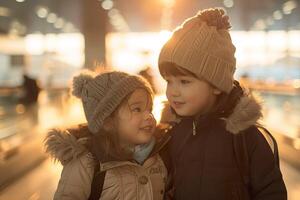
xmin=281 ymin=161 xmax=300 ymax=200
xmin=0 ymin=158 xmax=299 ymax=200
xmin=0 ymin=159 xmax=61 ymax=200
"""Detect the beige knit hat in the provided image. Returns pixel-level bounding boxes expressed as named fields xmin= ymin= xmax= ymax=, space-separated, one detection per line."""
xmin=72 ymin=70 xmax=153 ymax=134
xmin=159 ymin=8 xmax=236 ymax=93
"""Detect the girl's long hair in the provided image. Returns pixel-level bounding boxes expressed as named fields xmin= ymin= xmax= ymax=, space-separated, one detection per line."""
xmin=68 ymin=121 xmax=131 ymax=161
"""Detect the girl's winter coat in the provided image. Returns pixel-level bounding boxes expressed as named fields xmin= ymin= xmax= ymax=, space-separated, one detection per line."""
xmin=44 ymin=127 xmax=171 ymax=200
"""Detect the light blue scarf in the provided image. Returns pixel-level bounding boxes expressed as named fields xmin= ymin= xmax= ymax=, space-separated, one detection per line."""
xmin=133 ymin=137 xmax=156 ymax=164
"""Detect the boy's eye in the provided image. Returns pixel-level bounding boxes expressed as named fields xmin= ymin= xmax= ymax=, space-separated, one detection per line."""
xmin=181 ymin=80 xmax=190 ymax=84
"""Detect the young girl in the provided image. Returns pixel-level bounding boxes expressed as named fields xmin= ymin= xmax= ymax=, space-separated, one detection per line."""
xmin=158 ymin=8 xmax=287 ymax=200
xmin=44 ymin=71 xmax=171 ymax=200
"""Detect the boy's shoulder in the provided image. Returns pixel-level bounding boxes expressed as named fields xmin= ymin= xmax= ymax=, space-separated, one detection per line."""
xmin=155 ymin=123 xmax=175 ymax=136
xmin=153 ymin=123 xmax=173 ymax=151
xmin=241 ymin=125 xmax=277 ymax=155
xmin=242 ymin=125 xmax=268 ymax=140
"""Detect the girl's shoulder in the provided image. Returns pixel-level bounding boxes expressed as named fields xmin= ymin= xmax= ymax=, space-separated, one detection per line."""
xmin=44 ymin=125 xmax=93 ymax=165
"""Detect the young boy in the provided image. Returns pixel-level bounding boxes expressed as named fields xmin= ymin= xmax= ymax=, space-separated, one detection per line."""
xmin=158 ymin=8 xmax=287 ymax=200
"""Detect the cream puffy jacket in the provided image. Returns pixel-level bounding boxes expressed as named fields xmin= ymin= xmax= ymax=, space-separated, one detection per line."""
xmin=45 ymin=128 xmax=171 ymax=200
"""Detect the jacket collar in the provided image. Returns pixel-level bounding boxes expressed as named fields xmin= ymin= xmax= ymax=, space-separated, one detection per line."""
xmin=161 ymin=92 xmax=262 ymax=134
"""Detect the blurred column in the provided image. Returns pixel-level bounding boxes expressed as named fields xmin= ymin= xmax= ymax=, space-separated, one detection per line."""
xmin=82 ymin=0 xmax=108 ymax=68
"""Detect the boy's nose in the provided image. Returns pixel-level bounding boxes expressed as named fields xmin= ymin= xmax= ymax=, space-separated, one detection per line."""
xmin=170 ymin=87 xmax=180 ymax=97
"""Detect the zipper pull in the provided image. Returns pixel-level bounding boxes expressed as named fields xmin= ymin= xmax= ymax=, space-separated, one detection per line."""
xmin=192 ymin=121 xmax=197 ymax=136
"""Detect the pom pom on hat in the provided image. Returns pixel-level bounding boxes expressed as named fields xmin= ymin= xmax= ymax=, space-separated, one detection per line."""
xmin=197 ymin=8 xmax=231 ymax=30
xmin=72 ymin=73 xmax=94 ymax=98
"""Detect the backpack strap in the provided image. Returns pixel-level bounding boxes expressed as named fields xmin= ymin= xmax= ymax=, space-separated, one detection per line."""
xmin=257 ymin=126 xmax=275 ymax=153
xmin=159 ymin=140 xmax=175 ymax=200
xmin=156 ymin=125 xmax=174 ymax=199
xmin=233 ymin=126 xmax=280 ymax=187
xmin=88 ymin=162 xmax=106 ymax=200
xmin=257 ymin=126 xmax=280 ymax=168
xmin=233 ymin=133 xmax=250 ymax=186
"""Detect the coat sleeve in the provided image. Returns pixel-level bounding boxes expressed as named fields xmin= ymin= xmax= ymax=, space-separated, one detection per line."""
xmin=53 ymin=154 xmax=95 ymax=200
xmin=246 ymin=127 xmax=287 ymax=200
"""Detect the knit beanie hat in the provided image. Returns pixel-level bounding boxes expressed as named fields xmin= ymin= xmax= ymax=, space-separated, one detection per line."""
xmin=72 ymin=71 xmax=153 ymax=134
xmin=159 ymin=8 xmax=236 ymax=93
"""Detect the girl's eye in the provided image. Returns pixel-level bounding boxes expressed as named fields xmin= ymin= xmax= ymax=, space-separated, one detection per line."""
xmin=132 ymin=107 xmax=142 ymax=112
xmin=181 ymin=80 xmax=190 ymax=84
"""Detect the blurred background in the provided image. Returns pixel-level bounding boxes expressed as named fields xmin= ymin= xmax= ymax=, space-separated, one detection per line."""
xmin=0 ymin=0 xmax=300 ymax=199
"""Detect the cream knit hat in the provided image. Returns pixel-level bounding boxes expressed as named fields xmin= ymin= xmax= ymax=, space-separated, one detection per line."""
xmin=72 ymin=71 xmax=153 ymax=134
xmin=159 ymin=8 xmax=236 ymax=93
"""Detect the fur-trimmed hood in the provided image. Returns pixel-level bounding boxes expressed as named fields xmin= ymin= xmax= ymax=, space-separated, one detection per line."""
xmin=44 ymin=128 xmax=90 ymax=165
xmin=44 ymin=124 xmax=171 ymax=166
xmin=160 ymin=92 xmax=262 ymax=134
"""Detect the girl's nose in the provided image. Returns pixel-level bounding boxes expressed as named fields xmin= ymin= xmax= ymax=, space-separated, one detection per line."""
xmin=144 ymin=111 xmax=155 ymax=121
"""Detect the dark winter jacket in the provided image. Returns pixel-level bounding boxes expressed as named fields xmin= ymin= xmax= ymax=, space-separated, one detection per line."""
xmin=163 ymin=93 xmax=287 ymax=200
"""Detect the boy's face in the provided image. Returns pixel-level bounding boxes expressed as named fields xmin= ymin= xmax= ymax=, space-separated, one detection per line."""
xmin=165 ymin=75 xmax=221 ymax=117
xmin=116 ymin=89 xmax=156 ymax=145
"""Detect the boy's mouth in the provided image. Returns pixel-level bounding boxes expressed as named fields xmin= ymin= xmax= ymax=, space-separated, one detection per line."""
xmin=173 ymin=101 xmax=185 ymax=108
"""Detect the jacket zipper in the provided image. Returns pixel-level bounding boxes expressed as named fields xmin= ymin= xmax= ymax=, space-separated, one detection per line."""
xmin=192 ymin=121 xmax=197 ymax=136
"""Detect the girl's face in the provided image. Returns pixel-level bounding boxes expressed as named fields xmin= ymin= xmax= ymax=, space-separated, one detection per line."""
xmin=116 ymin=89 xmax=156 ymax=146
xmin=165 ymin=75 xmax=221 ymax=117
